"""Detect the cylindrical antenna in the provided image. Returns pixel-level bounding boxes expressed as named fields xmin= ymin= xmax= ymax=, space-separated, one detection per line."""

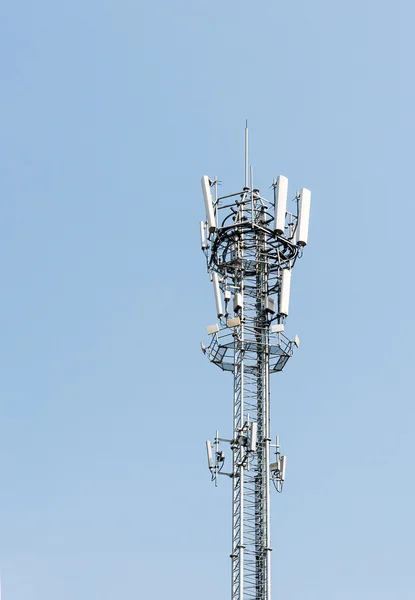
xmin=279 ymin=269 xmax=292 ymax=316
xmin=245 ymin=120 xmax=249 ymax=188
xmin=297 ymin=188 xmax=311 ymax=246
xmin=212 ymin=272 xmax=224 ymax=318
xmin=274 ymin=175 xmax=288 ymax=235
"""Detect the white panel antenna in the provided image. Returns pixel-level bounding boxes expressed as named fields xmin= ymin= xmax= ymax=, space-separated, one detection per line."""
xmin=206 ymin=323 xmax=220 ymax=335
xmin=200 ymin=221 xmax=207 ymax=249
xmin=274 ymin=175 xmax=288 ymax=235
xmin=201 ymin=176 xmax=217 ymax=233
xmin=227 ymin=317 xmax=241 ymax=328
xmin=279 ymin=269 xmax=291 ymax=316
xmin=264 ymin=297 xmax=276 ymax=315
xmin=297 ymin=188 xmax=311 ymax=246
xmin=233 ymin=292 xmax=243 ymax=313
xmin=249 ymin=422 xmax=257 ymax=452
xmin=280 ymin=455 xmax=287 ymax=481
xmin=206 ymin=441 xmax=213 ymax=469
xmin=270 ymin=323 xmax=284 ymax=334
xmin=212 ymin=272 xmax=224 ymax=318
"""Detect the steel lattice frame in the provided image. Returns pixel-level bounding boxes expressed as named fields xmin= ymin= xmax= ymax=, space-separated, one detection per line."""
xmin=202 ymin=179 xmax=307 ymax=600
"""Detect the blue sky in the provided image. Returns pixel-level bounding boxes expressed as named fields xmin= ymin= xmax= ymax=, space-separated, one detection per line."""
xmin=0 ymin=1 xmax=413 ymax=598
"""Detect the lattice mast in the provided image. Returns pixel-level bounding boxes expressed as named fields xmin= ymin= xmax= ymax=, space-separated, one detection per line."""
xmin=201 ymin=125 xmax=311 ymax=600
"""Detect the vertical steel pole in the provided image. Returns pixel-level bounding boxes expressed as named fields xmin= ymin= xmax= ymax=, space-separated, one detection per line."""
xmin=255 ymin=205 xmax=271 ymax=600
xmin=232 ymin=203 xmax=245 ymax=600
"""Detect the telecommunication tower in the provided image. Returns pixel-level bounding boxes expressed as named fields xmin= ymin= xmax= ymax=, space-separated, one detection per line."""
xmin=200 ymin=125 xmax=311 ymax=600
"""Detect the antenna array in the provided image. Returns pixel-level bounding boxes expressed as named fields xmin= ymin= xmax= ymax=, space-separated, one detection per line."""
xmin=200 ymin=126 xmax=310 ymax=600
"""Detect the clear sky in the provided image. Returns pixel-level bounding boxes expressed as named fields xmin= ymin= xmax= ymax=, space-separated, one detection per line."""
xmin=0 ymin=1 xmax=413 ymax=598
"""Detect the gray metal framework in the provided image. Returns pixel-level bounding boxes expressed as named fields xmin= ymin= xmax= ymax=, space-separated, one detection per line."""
xmin=201 ymin=130 xmax=309 ymax=600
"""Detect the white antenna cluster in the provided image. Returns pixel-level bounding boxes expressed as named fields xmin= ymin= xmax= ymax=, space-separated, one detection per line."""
xmin=199 ymin=125 xmax=311 ymax=600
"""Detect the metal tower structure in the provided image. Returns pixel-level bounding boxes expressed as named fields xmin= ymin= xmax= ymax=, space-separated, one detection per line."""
xmin=200 ymin=125 xmax=311 ymax=600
